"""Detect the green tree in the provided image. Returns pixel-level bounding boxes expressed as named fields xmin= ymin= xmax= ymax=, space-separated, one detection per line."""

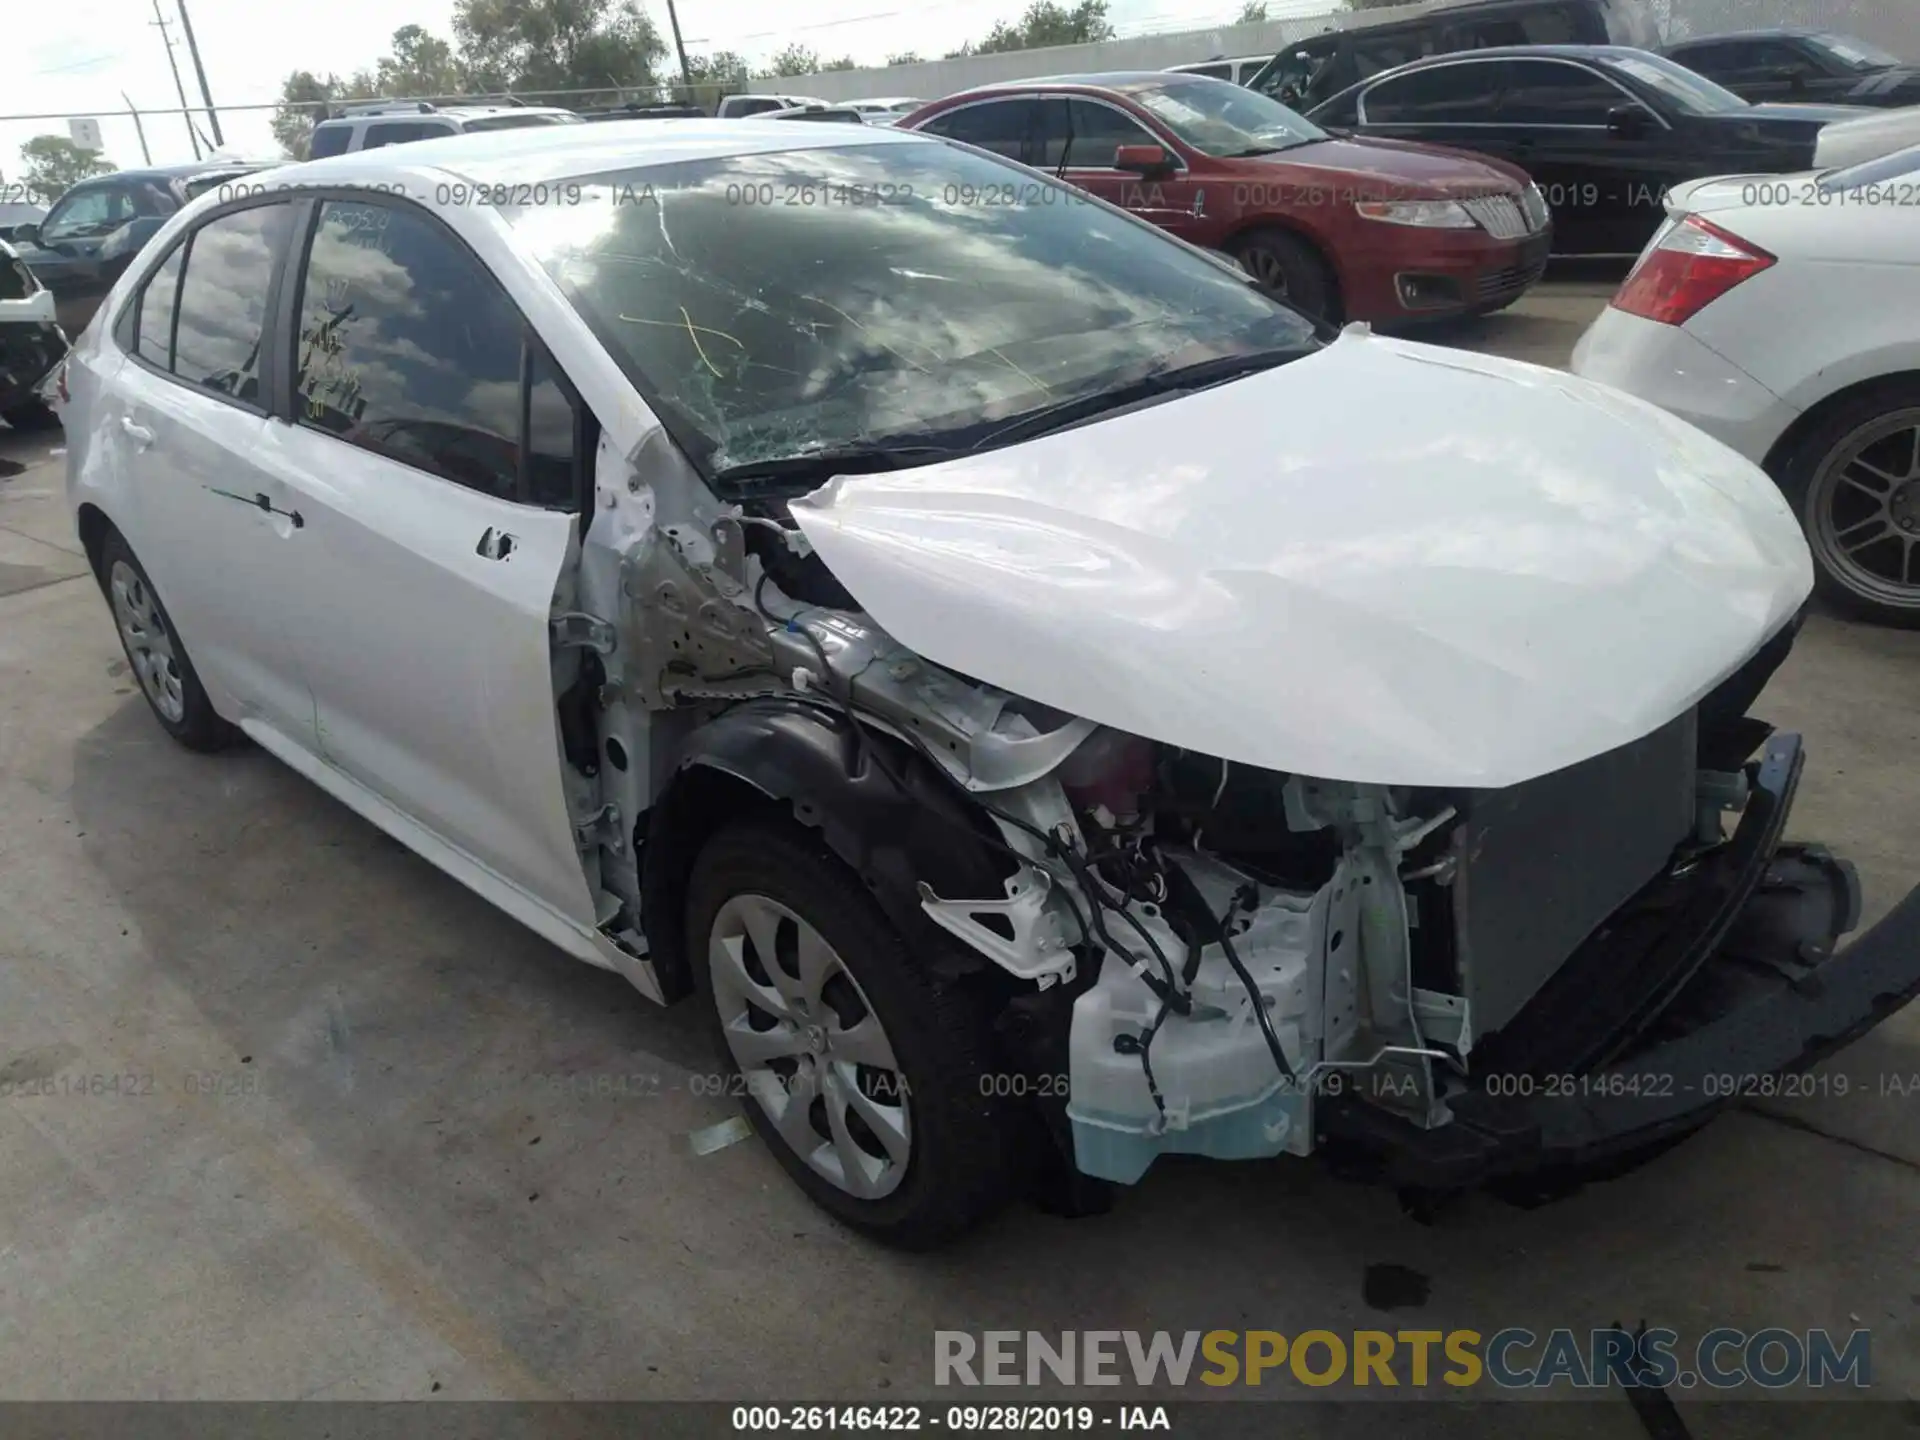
xmin=269 ymin=69 xmax=378 ymax=160
xmin=885 ymin=50 xmax=922 ymax=65
xmin=453 ymin=0 xmax=665 ymax=102
xmin=821 ymin=56 xmax=858 ymax=71
xmin=682 ymin=49 xmax=752 ymax=109
xmin=18 ymin=135 xmax=116 ymax=203
xmin=374 ymin=24 xmax=465 ymax=98
xmin=1238 ymin=1 xmax=1268 ymax=20
xmin=972 ymin=2 xmax=1114 ymax=55
xmin=762 ymin=43 xmax=822 ymax=77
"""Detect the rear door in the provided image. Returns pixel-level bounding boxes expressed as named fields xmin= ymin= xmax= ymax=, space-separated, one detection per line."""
xmin=246 ymin=194 xmax=596 ymax=923
xmin=101 ymin=199 xmax=319 ymax=745
xmin=912 ymin=97 xmax=1043 ymax=164
xmin=1356 ymin=56 xmax=1510 ymax=155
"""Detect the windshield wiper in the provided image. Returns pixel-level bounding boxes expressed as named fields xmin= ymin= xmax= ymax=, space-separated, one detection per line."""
xmin=710 ymin=443 xmax=960 ymax=494
xmin=966 ymin=346 xmax=1313 ymax=453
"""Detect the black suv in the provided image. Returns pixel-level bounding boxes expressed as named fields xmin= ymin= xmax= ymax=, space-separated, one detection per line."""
xmin=1664 ymin=29 xmax=1920 ymax=108
xmin=1248 ymin=0 xmax=1660 ymax=113
xmin=9 ymin=161 xmax=273 ymax=336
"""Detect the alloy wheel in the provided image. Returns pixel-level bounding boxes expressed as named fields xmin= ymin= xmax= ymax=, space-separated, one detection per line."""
xmin=1807 ymin=409 xmax=1920 ymax=614
xmin=707 ymin=893 xmax=912 ymax=1199
xmin=1241 ymin=246 xmax=1292 ymax=297
xmin=108 ymin=560 xmax=186 ymax=723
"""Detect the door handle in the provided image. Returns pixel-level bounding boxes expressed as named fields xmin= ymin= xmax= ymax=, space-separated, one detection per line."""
xmin=119 ymin=417 xmax=154 ymax=448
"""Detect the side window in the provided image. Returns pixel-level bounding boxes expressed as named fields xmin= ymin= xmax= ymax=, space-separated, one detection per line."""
xmin=1456 ymin=19 xmax=1531 ymax=47
xmin=1672 ymin=41 xmax=1736 ymax=76
xmin=1353 ymin=30 xmax=1435 ymax=79
xmin=917 ymin=100 xmax=1038 ymax=162
xmin=1518 ymin=5 xmax=1582 ymax=44
xmin=292 ymin=200 xmax=555 ymax=506
xmin=134 ymin=245 xmax=186 ymax=370
xmin=525 ymin=348 xmax=580 ymax=509
xmin=308 ymin=124 xmax=352 ymax=159
xmin=1750 ymin=40 xmax=1815 ymax=74
xmin=1054 ymin=100 xmax=1160 ymax=169
xmin=171 ymin=203 xmax=290 ymax=403
xmin=1187 ymin=64 xmax=1232 ymax=81
xmin=1497 ymin=60 xmax=1626 ymax=125
xmin=42 ymin=186 xmax=134 ymax=243
xmin=1364 ymin=63 xmax=1503 ymax=124
xmin=362 ymin=120 xmax=445 ymax=149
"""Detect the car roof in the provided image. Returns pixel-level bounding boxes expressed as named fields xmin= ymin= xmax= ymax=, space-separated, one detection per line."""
xmin=71 ymin=159 xmax=273 ymax=186
xmin=315 ymin=104 xmax=574 ymax=125
xmin=1372 ymin=43 xmax=1650 ymax=65
xmin=937 ymin=70 xmax=1226 ymax=101
xmin=270 ymin=118 xmax=926 ymax=187
xmin=1667 ymin=27 xmax=1828 ymax=45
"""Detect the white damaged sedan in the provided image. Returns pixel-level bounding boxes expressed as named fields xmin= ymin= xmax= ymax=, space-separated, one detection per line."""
xmin=62 ymin=122 xmax=1920 ymax=1246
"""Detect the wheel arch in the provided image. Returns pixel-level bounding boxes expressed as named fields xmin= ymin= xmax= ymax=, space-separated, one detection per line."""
xmin=1218 ymin=216 xmax=1346 ymax=317
xmin=1763 ymin=369 xmax=1920 ymax=479
xmin=75 ymin=502 xmax=115 ymax=587
xmin=639 ymin=698 xmax=1016 ymax=1002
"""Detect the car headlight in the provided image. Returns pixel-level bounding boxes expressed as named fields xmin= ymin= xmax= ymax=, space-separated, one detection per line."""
xmin=1354 ymin=199 xmax=1477 ymax=229
xmin=1521 ymin=182 xmax=1551 ymax=231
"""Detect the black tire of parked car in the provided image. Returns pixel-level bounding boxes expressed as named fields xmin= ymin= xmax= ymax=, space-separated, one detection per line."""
xmin=1772 ymin=378 xmax=1920 ymax=629
xmin=1 ymin=398 xmax=61 ymax=431
xmin=1231 ymin=227 xmax=1341 ymax=323
xmin=97 ymin=529 xmax=239 ymax=751
xmin=685 ymin=818 xmax=1015 ymax=1248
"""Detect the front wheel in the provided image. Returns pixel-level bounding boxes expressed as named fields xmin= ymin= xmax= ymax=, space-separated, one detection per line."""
xmin=685 ymin=818 xmax=1013 ymax=1248
xmin=1778 ymin=382 xmax=1920 ymax=628
xmin=1231 ymin=227 xmax=1340 ymax=323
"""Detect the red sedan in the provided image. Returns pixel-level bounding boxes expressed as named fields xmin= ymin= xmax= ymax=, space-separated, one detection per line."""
xmin=901 ymin=73 xmax=1553 ymax=324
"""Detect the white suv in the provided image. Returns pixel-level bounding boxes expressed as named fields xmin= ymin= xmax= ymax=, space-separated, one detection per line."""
xmin=308 ymin=102 xmax=581 ymax=157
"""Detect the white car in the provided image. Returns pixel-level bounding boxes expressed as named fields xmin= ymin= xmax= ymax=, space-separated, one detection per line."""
xmin=1573 ymin=144 xmax=1920 ymax=626
xmin=1813 ymin=105 xmax=1920 ymax=168
xmin=1166 ymin=55 xmax=1270 ymax=87
xmin=715 ymin=93 xmax=830 ymax=118
xmin=60 ymin=121 xmax=1919 ymax=1246
xmin=844 ymin=97 xmax=924 ymax=125
xmin=0 ymin=238 xmax=68 ymax=430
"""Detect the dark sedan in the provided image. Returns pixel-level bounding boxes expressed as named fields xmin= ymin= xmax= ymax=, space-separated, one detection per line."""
xmin=1307 ymin=45 xmax=1870 ymax=254
xmin=9 ymin=160 xmax=273 ymax=336
xmin=1665 ymin=29 xmax=1920 ymax=108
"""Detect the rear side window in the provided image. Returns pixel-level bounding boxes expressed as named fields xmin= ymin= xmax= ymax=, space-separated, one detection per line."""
xmin=1498 ymin=59 xmax=1625 ymax=125
xmin=1044 ymin=100 xmax=1160 ymax=169
xmin=917 ymin=99 xmax=1038 ymax=161
xmin=167 ymin=203 xmax=291 ymax=403
xmin=308 ymin=124 xmax=352 ymax=159
xmin=135 ymin=246 xmax=185 ymax=369
xmin=291 ymin=199 xmax=584 ymax=509
xmin=1352 ymin=29 xmax=1435 ymax=79
xmin=1364 ymin=62 xmax=1504 ymax=124
xmin=1185 ymin=63 xmax=1233 ymax=81
xmin=362 ymin=120 xmax=451 ymax=149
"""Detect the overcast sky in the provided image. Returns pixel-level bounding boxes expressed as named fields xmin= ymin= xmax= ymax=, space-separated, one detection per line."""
xmin=6 ymin=0 xmax=1276 ymax=178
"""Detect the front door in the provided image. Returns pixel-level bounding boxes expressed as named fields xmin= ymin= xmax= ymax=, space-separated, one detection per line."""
xmin=247 ymin=194 xmax=595 ymax=922
xmin=1040 ymin=97 xmax=1207 ymax=243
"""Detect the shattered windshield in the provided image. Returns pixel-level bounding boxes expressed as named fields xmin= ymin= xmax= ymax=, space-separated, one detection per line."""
xmin=501 ymin=140 xmax=1316 ymax=491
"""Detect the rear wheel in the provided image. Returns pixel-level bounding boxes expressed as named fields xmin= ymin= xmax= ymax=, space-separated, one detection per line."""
xmin=1777 ymin=381 xmax=1920 ymax=627
xmin=686 ymin=818 xmax=1013 ymax=1248
xmin=1231 ymin=227 xmax=1340 ymax=322
xmin=99 ymin=531 xmax=236 ymax=751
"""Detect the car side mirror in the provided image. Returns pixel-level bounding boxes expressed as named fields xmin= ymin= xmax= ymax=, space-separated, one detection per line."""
xmin=12 ymin=223 xmax=39 ymax=247
xmin=1114 ymin=143 xmax=1175 ymax=177
xmin=1607 ymin=105 xmax=1653 ymax=138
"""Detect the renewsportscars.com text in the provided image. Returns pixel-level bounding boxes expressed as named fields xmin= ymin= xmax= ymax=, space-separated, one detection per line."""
xmin=934 ymin=1328 xmax=1870 ymax=1390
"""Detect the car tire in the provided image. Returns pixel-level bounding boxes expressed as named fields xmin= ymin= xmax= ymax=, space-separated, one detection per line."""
xmin=1 ymin=398 xmax=61 ymax=431
xmin=1231 ymin=227 xmax=1340 ymax=322
xmin=1774 ymin=380 xmax=1920 ymax=628
xmin=97 ymin=530 xmax=238 ymax=751
xmin=685 ymin=817 xmax=1014 ymax=1248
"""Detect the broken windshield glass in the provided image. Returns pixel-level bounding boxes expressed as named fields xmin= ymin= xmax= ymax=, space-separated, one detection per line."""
xmin=501 ymin=140 xmax=1316 ymax=491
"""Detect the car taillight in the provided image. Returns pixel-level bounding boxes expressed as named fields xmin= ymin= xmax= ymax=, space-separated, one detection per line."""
xmin=1612 ymin=215 xmax=1775 ymax=327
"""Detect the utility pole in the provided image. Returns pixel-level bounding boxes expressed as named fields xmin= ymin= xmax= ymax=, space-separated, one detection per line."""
xmin=121 ymin=92 xmax=153 ymax=165
xmin=174 ymin=0 xmax=225 ymax=148
xmin=664 ymin=0 xmax=694 ymax=99
xmin=149 ymin=0 xmax=202 ymax=159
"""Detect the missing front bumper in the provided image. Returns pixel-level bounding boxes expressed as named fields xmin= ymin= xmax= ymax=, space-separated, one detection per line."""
xmin=1318 ymin=816 xmax=1920 ymax=1192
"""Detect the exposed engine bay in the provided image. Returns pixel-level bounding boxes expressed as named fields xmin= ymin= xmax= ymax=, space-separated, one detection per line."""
xmin=555 ymin=464 xmax=1895 ymax=1196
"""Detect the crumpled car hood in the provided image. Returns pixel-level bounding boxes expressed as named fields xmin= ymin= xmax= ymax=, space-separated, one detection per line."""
xmin=788 ymin=332 xmax=1813 ymax=789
